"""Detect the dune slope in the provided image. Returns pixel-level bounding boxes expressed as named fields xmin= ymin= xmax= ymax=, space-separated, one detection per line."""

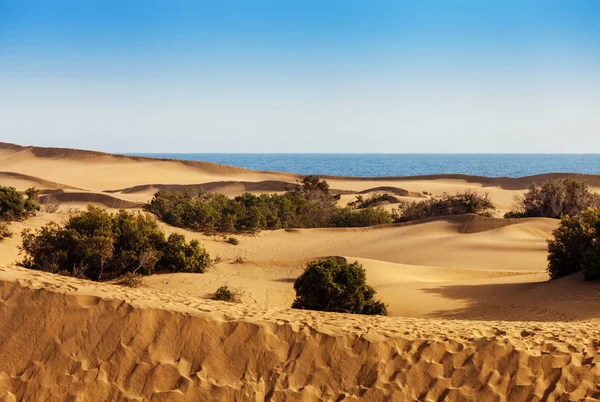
xmin=1 ymin=266 xmax=599 ymax=402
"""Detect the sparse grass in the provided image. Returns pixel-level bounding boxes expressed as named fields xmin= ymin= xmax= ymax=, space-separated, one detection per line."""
xmin=211 ymin=285 xmax=243 ymax=302
xmin=233 ymin=256 xmax=245 ymax=264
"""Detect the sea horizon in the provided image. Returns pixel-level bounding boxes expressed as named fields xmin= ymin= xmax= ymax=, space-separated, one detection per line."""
xmin=129 ymin=153 xmax=600 ymax=178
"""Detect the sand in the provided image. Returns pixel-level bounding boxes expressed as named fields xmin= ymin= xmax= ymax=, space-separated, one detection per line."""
xmin=1 ymin=141 xmax=600 ymax=401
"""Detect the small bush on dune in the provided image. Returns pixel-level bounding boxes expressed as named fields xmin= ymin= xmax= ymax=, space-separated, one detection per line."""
xmin=0 ymin=186 xmax=39 ymax=221
xmin=292 ymin=257 xmax=387 ymax=315
xmin=119 ymin=272 xmax=143 ymax=288
xmin=506 ymin=178 xmax=600 ymax=219
xmin=547 ymin=208 xmax=600 ymax=281
xmin=20 ymin=205 xmax=213 ymax=281
xmin=393 ymin=190 xmax=495 ymax=222
xmin=226 ymin=236 xmax=239 ymax=245
xmin=0 ymin=221 xmax=12 ymax=240
xmin=211 ymin=285 xmax=243 ymax=302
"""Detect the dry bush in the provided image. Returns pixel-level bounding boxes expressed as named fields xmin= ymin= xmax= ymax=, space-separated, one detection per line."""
xmin=41 ymin=196 xmax=60 ymax=213
xmin=119 ymin=272 xmax=143 ymax=288
xmin=506 ymin=178 xmax=600 ymax=218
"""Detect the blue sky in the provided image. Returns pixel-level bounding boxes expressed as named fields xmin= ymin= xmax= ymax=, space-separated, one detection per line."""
xmin=1 ymin=1 xmax=599 ymax=152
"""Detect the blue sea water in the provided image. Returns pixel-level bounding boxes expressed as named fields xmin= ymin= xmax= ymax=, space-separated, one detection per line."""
xmin=129 ymin=154 xmax=600 ymax=178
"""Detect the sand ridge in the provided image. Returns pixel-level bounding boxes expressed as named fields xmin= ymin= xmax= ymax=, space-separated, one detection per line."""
xmin=1 ymin=265 xmax=599 ymax=401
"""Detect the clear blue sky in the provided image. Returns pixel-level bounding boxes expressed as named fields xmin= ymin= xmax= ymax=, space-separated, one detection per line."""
xmin=1 ymin=0 xmax=599 ymax=152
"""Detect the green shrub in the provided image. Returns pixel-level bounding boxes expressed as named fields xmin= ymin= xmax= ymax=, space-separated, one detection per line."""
xmin=211 ymin=285 xmax=242 ymax=302
xmin=144 ymin=176 xmax=391 ymax=233
xmin=292 ymin=257 xmax=387 ymax=315
xmin=329 ymin=206 xmax=393 ymax=227
xmin=547 ymin=208 xmax=600 ymax=281
xmin=506 ymin=178 xmax=600 ymax=218
xmin=0 ymin=186 xmax=39 ymax=221
xmin=393 ymin=190 xmax=495 ymax=222
xmin=0 ymin=221 xmax=12 ymax=240
xmin=226 ymin=236 xmax=239 ymax=245
xmin=20 ymin=205 xmax=213 ymax=281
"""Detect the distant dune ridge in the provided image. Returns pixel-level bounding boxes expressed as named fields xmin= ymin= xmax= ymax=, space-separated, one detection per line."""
xmin=1 ymin=141 xmax=600 ymax=401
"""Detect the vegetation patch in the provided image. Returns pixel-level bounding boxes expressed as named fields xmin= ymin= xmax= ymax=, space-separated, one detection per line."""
xmin=506 ymin=178 xmax=600 ymax=219
xmin=225 ymin=236 xmax=239 ymax=245
xmin=211 ymin=285 xmax=243 ymax=303
xmin=292 ymin=257 xmax=387 ymax=315
xmin=392 ymin=190 xmax=495 ymax=222
xmin=547 ymin=208 xmax=600 ymax=281
xmin=144 ymin=176 xmax=392 ymax=233
xmin=0 ymin=186 xmax=40 ymax=241
xmin=20 ymin=206 xmax=214 ymax=281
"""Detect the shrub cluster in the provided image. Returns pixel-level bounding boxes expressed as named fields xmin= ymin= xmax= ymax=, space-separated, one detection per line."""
xmin=506 ymin=179 xmax=600 ymax=219
xmin=547 ymin=208 xmax=600 ymax=281
xmin=20 ymin=206 xmax=213 ymax=281
xmin=393 ymin=190 xmax=495 ymax=222
xmin=292 ymin=257 xmax=387 ymax=315
xmin=0 ymin=186 xmax=40 ymax=241
xmin=144 ymin=176 xmax=392 ymax=232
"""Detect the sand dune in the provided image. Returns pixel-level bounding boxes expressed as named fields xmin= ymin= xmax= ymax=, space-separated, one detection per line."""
xmin=1 ymin=266 xmax=599 ymax=401
xmin=2 ymin=142 xmax=600 ymax=401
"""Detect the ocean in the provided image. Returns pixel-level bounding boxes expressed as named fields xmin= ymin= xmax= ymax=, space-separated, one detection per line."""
xmin=129 ymin=154 xmax=600 ymax=178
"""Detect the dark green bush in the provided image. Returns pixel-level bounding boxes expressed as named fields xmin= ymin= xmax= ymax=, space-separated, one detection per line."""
xmin=292 ymin=257 xmax=387 ymax=315
xmin=0 ymin=186 xmax=39 ymax=222
xmin=393 ymin=190 xmax=495 ymax=222
xmin=506 ymin=178 xmax=600 ymax=219
xmin=144 ymin=177 xmax=392 ymax=233
xmin=211 ymin=285 xmax=242 ymax=302
xmin=547 ymin=208 xmax=600 ymax=281
xmin=329 ymin=206 xmax=393 ymax=227
xmin=20 ymin=205 xmax=213 ymax=281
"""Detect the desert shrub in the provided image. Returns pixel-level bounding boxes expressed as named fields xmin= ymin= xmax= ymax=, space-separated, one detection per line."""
xmin=547 ymin=208 xmax=600 ymax=281
xmin=118 ymin=272 xmax=143 ymax=288
xmin=144 ymin=176 xmax=391 ymax=233
xmin=329 ymin=206 xmax=393 ymax=227
xmin=292 ymin=257 xmax=387 ymax=315
xmin=393 ymin=190 xmax=495 ymax=222
xmin=0 ymin=221 xmax=12 ymax=240
xmin=0 ymin=186 xmax=39 ymax=221
xmin=348 ymin=193 xmax=394 ymax=209
xmin=226 ymin=236 xmax=239 ymax=245
xmin=506 ymin=178 xmax=600 ymax=219
xmin=211 ymin=285 xmax=242 ymax=302
xmin=41 ymin=196 xmax=60 ymax=213
xmin=20 ymin=205 xmax=213 ymax=281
